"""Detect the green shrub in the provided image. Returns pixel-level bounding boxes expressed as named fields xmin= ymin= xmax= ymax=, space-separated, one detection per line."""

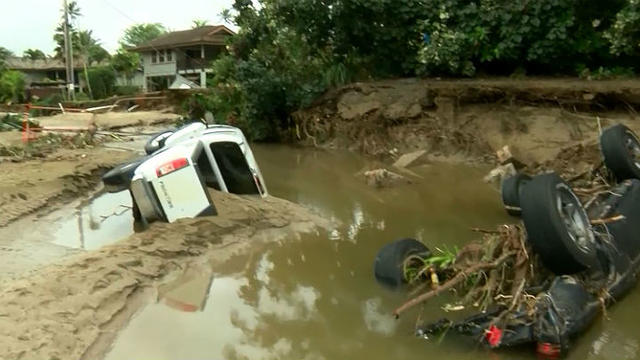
xmin=0 ymin=71 xmax=25 ymax=103
xmin=83 ymin=66 xmax=116 ymax=99
xmin=114 ymin=85 xmax=141 ymax=96
xmin=606 ymin=0 xmax=640 ymax=57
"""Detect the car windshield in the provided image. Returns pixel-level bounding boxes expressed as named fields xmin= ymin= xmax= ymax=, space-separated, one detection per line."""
xmin=210 ymin=142 xmax=260 ymax=195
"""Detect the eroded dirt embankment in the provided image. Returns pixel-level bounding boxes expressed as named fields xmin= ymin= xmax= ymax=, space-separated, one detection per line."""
xmin=293 ymin=78 xmax=640 ymax=168
xmin=0 ymin=148 xmax=135 ymax=227
xmin=0 ymin=191 xmax=329 ymax=360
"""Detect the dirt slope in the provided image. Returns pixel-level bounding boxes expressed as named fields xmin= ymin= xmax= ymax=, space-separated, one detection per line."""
xmin=0 ymin=191 xmax=329 ymax=360
xmin=294 ymin=78 xmax=640 ymax=165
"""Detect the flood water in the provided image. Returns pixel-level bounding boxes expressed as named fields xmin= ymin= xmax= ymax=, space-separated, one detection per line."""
xmin=104 ymin=145 xmax=640 ymax=360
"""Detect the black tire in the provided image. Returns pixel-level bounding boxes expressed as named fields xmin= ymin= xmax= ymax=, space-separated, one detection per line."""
xmin=102 ymin=156 xmax=149 ymax=193
xmin=600 ymin=124 xmax=640 ymax=180
xmin=373 ymin=238 xmax=430 ymax=289
xmin=144 ymin=131 xmax=174 ymax=155
xmin=521 ymin=173 xmax=598 ymax=275
xmin=501 ymin=173 xmax=532 ymax=216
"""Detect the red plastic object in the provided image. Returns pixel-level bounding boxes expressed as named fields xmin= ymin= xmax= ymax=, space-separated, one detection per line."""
xmin=485 ymin=325 xmax=503 ymax=348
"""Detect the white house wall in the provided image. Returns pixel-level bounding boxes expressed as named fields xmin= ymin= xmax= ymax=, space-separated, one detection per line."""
xmin=142 ymin=51 xmax=177 ymax=77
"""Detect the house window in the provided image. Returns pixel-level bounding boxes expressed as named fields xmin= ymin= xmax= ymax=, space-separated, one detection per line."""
xmin=159 ymin=50 xmax=165 ymax=63
xmin=151 ymin=52 xmax=157 ymax=64
xmin=166 ymin=50 xmax=172 ymax=62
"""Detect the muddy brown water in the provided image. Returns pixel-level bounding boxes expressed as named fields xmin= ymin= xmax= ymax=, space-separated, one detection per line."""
xmin=96 ymin=144 xmax=638 ymax=360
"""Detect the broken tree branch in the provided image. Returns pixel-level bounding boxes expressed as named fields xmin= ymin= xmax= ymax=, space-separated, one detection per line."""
xmin=590 ymin=214 xmax=625 ymax=225
xmin=393 ymin=251 xmax=517 ymax=318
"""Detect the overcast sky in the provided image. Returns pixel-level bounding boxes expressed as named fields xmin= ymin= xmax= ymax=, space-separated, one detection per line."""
xmin=0 ymin=0 xmax=236 ymax=56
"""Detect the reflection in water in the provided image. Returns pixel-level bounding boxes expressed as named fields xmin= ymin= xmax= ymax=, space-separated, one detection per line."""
xmin=51 ymin=190 xmax=133 ymax=250
xmin=104 ymin=145 xmax=640 ymax=360
xmin=362 ymin=297 xmax=398 ymax=336
xmin=590 ymin=330 xmax=639 ymax=360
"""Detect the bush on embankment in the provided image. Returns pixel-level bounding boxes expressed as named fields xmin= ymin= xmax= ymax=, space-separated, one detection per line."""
xmin=187 ymin=0 xmax=640 ymax=141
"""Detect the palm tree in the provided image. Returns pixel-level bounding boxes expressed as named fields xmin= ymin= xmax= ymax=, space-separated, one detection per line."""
xmin=77 ymin=30 xmax=98 ymax=99
xmin=23 ymin=49 xmax=47 ymax=60
xmin=192 ymin=19 xmax=210 ymax=28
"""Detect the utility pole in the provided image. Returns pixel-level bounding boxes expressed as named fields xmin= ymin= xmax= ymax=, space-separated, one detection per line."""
xmin=63 ymin=0 xmax=75 ymax=100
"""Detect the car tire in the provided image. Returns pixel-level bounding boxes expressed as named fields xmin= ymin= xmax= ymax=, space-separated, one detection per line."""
xmin=520 ymin=173 xmax=598 ymax=275
xmin=144 ymin=131 xmax=174 ymax=155
xmin=501 ymin=173 xmax=531 ymax=217
xmin=374 ymin=238 xmax=431 ymax=289
xmin=600 ymin=124 xmax=640 ymax=180
xmin=102 ymin=157 xmax=148 ymax=193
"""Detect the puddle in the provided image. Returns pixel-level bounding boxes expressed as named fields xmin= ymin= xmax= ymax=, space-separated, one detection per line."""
xmin=0 ymin=190 xmax=135 ymax=279
xmin=49 ymin=190 xmax=135 ymax=250
xmin=0 ymin=190 xmax=134 ymax=252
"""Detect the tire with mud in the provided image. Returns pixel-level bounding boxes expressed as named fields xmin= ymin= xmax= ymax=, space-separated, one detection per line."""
xmin=600 ymin=124 xmax=640 ymax=180
xmin=520 ymin=173 xmax=598 ymax=275
xmin=501 ymin=173 xmax=531 ymax=216
xmin=144 ymin=131 xmax=174 ymax=155
xmin=102 ymin=156 xmax=149 ymax=193
xmin=374 ymin=238 xmax=430 ymax=289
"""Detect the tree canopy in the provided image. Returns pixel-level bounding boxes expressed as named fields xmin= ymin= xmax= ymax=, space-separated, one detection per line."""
xmin=190 ymin=0 xmax=640 ymax=142
xmin=22 ymin=49 xmax=47 ymax=60
xmin=192 ymin=19 xmax=210 ymax=28
xmin=120 ymin=23 xmax=167 ymax=48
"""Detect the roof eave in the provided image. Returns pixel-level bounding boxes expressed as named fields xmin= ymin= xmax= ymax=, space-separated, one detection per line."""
xmin=130 ymin=41 xmax=228 ymax=52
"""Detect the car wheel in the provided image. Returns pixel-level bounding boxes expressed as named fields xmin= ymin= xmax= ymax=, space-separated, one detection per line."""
xmin=501 ymin=173 xmax=531 ymax=217
xmin=521 ymin=173 xmax=598 ymax=275
xmin=600 ymin=124 xmax=640 ymax=180
xmin=144 ymin=131 xmax=174 ymax=155
xmin=373 ymin=238 xmax=431 ymax=289
xmin=102 ymin=156 xmax=149 ymax=193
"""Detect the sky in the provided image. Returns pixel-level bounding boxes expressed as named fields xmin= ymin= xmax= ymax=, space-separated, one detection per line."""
xmin=0 ymin=0 xmax=236 ymax=56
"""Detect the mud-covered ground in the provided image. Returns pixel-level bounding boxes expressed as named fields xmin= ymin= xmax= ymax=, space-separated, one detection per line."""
xmin=0 ymin=111 xmax=330 ymax=360
xmin=0 ymin=192 xmax=328 ymax=360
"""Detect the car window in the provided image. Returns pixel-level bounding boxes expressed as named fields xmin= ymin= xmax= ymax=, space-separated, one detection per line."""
xmin=210 ymin=142 xmax=260 ymax=195
xmin=196 ymin=150 xmax=220 ymax=190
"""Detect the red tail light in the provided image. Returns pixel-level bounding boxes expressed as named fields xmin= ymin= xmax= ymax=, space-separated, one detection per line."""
xmin=156 ymin=158 xmax=189 ymax=177
xmin=537 ymin=342 xmax=561 ymax=358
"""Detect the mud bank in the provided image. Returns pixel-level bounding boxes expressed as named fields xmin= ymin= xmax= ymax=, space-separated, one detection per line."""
xmin=0 ymin=148 xmax=135 ymax=227
xmin=0 ymin=191 xmax=329 ymax=360
xmin=294 ymin=78 xmax=640 ymax=165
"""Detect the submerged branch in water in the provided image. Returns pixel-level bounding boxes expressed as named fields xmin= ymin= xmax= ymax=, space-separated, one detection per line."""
xmin=393 ymin=250 xmax=517 ymax=318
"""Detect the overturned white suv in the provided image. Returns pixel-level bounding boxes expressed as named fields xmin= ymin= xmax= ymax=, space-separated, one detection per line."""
xmin=102 ymin=122 xmax=268 ymax=223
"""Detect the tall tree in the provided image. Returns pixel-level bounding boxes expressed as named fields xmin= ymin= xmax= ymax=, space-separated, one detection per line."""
xmin=53 ymin=0 xmax=81 ymax=59
xmin=120 ymin=23 xmax=167 ymax=48
xmin=0 ymin=47 xmax=13 ymax=71
xmin=111 ymin=23 xmax=167 ymax=84
xmin=192 ymin=19 xmax=210 ymax=28
xmin=22 ymin=49 xmax=47 ymax=60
